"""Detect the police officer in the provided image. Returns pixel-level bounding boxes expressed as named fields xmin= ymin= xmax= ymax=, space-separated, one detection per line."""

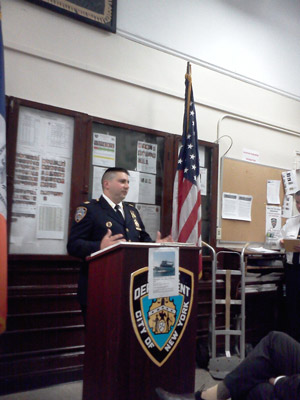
xmin=67 ymin=167 xmax=172 ymax=319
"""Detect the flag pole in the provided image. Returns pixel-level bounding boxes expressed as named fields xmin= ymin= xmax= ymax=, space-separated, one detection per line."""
xmin=185 ymin=62 xmax=192 ymax=134
xmin=171 ymin=61 xmax=202 ymax=278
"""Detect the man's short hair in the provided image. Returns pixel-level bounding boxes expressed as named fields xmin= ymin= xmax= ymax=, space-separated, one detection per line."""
xmin=101 ymin=167 xmax=129 ymax=187
xmin=295 ymin=190 xmax=300 ymax=197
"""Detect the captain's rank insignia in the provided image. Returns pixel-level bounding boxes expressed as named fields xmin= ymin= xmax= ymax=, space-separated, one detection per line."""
xmin=130 ymin=210 xmax=142 ymax=231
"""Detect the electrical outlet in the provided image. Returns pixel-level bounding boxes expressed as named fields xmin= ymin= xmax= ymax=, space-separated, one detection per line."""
xmin=216 ymin=227 xmax=222 ymax=240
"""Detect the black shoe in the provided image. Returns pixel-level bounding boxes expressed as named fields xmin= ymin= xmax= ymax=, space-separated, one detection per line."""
xmin=155 ymin=387 xmax=203 ymax=400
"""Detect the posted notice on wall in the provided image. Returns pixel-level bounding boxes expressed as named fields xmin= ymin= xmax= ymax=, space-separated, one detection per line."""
xmin=267 ymin=180 xmax=281 ymax=205
xmin=136 ymin=204 xmax=160 ymax=241
xmin=222 ymin=192 xmax=253 ymax=221
xmin=242 ymin=148 xmax=260 ymax=163
xmin=92 ymin=166 xmax=106 ymax=199
xmin=282 ymin=170 xmax=299 ymax=195
xmin=265 ymin=205 xmax=282 ymax=237
xmin=137 ymin=141 xmax=157 ymax=174
xmin=9 ymin=107 xmax=74 ymax=255
xmin=92 ymin=132 xmax=116 ymax=167
xmin=199 ymin=146 xmax=205 ymax=167
xmin=200 ymin=167 xmax=207 ymax=196
xmin=138 ymin=173 xmax=156 ymax=204
xmin=282 ymin=195 xmax=293 ymax=218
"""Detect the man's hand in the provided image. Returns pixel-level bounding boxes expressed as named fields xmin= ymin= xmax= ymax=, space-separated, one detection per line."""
xmin=269 ymin=376 xmax=286 ymax=385
xmin=155 ymin=231 xmax=174 ymax=243
xmin=100 ymin=229 xmax=125 ymax=250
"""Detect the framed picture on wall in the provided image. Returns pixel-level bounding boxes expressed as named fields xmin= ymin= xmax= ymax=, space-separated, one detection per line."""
xmin=26 ymin=0 xmax=117 ymax=33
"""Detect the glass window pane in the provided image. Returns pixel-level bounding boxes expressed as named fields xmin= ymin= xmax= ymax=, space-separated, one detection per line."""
xmin=90 ymin=122 xmax=165 ymax=239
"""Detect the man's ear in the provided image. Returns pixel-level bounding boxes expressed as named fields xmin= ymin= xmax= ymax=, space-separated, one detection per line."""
xmin=102 ymin=179 xmax=109 ymax=191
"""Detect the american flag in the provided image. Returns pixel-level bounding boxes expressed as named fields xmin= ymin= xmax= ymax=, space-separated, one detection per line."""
xmin=171 ymin=62 xmax=202 ymax=276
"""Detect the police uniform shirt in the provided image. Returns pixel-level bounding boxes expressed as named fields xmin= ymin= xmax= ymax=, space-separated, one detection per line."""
xmin=102 ymin=193 xmax=125 ymax=219
xmin=67 ymin=195 xmax=153 ymax=260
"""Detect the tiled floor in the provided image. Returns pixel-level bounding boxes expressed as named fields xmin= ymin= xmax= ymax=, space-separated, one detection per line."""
xmin=0 ymin=381 xmax=83 ymax=400
xmin=0 ymin=369 xmax=218 ymax=399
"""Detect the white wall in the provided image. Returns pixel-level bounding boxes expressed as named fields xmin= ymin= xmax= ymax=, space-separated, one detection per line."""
xmin=2 ymin=0 xmax=300 ymax=230
xmin=118 ymin=0 xmax=300 ymax=100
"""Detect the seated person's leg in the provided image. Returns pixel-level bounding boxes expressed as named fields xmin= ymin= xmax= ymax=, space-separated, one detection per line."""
xmin=157 ymin=331 xmax=300 ymax=400
xmin=246 ymin=382 xmax=275 ymax=400
xmin=224 ymin=331 xmax=300 ymax=399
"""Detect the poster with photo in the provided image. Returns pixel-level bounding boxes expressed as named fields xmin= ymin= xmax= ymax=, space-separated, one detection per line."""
xmin=148 ymin=247 xmax=179 ymax=299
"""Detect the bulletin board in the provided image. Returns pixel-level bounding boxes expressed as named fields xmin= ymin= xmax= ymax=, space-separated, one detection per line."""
xmin=221 ymin=158 xmax=286 ymax=243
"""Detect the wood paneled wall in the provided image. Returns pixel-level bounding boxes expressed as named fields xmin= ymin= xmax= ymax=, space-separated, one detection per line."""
xmin=0 ymin=256 xmax=85 ymax=395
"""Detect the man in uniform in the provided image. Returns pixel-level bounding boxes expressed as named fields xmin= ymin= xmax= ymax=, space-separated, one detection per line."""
xmin=67 ymin=167 xmax=172 ymax=319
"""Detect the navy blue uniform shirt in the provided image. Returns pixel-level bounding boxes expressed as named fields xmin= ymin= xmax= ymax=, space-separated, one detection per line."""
xmin=67 ymin=196 xmax=153 ymax=306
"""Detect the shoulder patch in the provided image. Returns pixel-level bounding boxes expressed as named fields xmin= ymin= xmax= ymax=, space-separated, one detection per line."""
xmin=75 ymin=207 xmax=87 ymax=223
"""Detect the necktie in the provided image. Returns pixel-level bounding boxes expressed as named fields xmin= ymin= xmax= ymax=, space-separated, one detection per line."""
xmin=114 ymin=204 xmax=124 ymax=221
xmin=292 ymin=226 xmax=300 ymax=266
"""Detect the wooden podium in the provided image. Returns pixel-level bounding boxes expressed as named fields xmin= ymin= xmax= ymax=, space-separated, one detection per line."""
xmin=83 ymin=243 xmax=200 ymax=400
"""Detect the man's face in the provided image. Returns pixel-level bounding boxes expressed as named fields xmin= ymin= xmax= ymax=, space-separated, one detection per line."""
xmin=296 ymin=195 xmax=300 ymax=213
xmin=103 ymin=172 xmax=129 ymax=204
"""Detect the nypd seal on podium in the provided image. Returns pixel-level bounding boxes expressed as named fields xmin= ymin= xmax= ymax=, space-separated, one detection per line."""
xmin=130 ymin=267 xmax=194 ymax=366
